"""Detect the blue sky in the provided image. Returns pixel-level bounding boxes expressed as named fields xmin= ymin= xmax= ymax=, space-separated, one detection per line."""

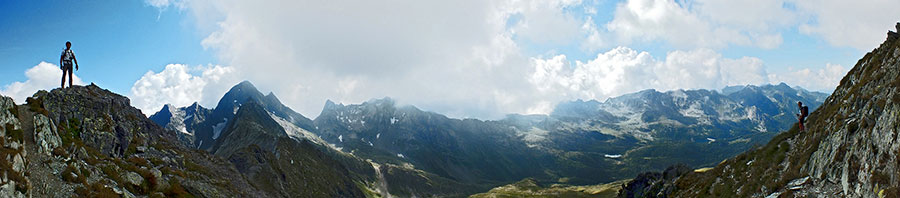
xmin=2 ymin=0 xmax=898 ymax=119
xmin=0 ymin=0 xmax=213 ymax=92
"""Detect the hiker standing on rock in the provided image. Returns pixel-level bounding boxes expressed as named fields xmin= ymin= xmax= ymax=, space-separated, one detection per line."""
xmin=59 ymin=41 xmax=78 ymax=88
xmin=797 ymin=101 xmax=808 ymax=131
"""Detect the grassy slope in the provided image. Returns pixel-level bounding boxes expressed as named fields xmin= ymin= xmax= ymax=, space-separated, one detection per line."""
xmin=469 ymin=178 xmax=627 ymax=198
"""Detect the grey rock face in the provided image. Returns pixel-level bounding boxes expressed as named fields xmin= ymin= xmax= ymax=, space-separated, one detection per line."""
xmin=149 ymin=103 xmax=210 ymax=147
xmin=0 ymin=96 xmax=20 ymax=138
xmin=799 ymin=29 xmax=900 ymax=197
xmin=0 ymin=96 xmax=28 ymax=198
xmin=31 ymin=84 xmax=173 ymax=158
xmin=33 ymin=114 xmax=61 ymax=156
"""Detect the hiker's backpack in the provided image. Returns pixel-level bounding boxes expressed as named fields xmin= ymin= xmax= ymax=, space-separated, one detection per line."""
xmin=801 ymin=106 xmax=809 ymax=117
xmin=61 ymin=49 xmax=74 ymax=65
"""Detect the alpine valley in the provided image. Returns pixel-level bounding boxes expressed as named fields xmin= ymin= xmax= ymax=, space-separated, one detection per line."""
xmin=0 ymin=73 xmax=829 ymax=198
xmin=143 ymin=80 xmax=825 ymax=197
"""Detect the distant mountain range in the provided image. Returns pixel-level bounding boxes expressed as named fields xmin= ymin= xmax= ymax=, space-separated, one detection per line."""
xmin=147 ymin=81 xmax=827 ymax=196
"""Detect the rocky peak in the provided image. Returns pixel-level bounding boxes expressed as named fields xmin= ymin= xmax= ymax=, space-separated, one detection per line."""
xmin=148 ymin=104 xmax=176 ymax=126
xmin=210 ymin=101 xmax=285 ymax=157
xmin=180 ymin=81 xmax=314 ymax=151
xmin=888 ymin=22 xmax=899 ymax=41
xmin=0 ymin=83 xmax=271 ymax=197
xmin=319 ymin=97 xmax=403 ymax=118
xmin=31 ymin=83 xmax=171 ymax=157
xmin=233 ymin=80 xmax=258 ymax=93
xmin=213 ymin=81 xmax=264 ymax=116
xmin=161 ymin=104 xmax=175 ymax=114
xmin=185 ymin=102 xmax=204 ymax=113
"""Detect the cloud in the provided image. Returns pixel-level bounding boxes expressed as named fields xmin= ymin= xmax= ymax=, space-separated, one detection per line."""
xmin=506 ymin=0 xmax=584 ymax=45
xmin=144 ymin=0 xmax=186 ymax=20
xmin=529 ymin=47 xmax=770 ymax=105
xmin=603 ymin=0 xmax=793 ymax=49
xmin=596 ymin=0 xmax=900 ymax=50
xmin=526 ymin=46 xmax=849 ymax=114
xmin=793 ymin=0 xmax=900 ymax=50
xmin=0 ymin=62 xmax=84 ymax=104
xmin=144 ymin=0 xmax=184 ymax=10
xmin=186 ymin=0 xmax=550 ymax=119
xmin=171 ymin=0 xmax=861 ymax=119
xmin=768 ymin=63 xmax=848 ymax=92
xmin=130 ymin=64 xmax=239 ymax=115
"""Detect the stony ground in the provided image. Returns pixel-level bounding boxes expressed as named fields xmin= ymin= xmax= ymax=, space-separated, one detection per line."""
xmin=0 ymin=84 xmax=270 ymax=197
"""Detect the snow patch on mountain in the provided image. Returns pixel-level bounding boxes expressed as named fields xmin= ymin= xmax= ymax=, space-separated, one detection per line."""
xmin=177 ymin=125 xmax=188 ymax=134
xmin=212 ymin=118 xmax=227 ymax=139
xmin=269 ymin=112 xmax=331 ymax=147
xmin=671 ymin=89 xmax=688 ymax=100
xmin=680 ymin=102 xmax=706 ymax=118
xmin=516 ymin=127 xmax=549 ymax=148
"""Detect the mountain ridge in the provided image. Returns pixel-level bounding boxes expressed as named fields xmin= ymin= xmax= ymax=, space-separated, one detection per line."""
xmin=618 ymin=22 xmax=900 ymax=198
xmin=147 ymin=79 xmax=828 ymax=196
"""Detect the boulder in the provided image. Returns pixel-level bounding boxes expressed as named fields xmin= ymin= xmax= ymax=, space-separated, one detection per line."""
xmin=124 ymin=171 xmax=143 ymax=186
xmin=0 ymin=96 xmax=20 ymax=137
xmin=33 ymin=114 xmax=62 ymax=156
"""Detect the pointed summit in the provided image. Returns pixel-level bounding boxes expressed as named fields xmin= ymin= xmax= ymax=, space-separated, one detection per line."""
xmin=234 ymin=80 xmax=258 ymax=92
xmin=149 ymin=104 xmax=176 ymax=127
xmin=168 ymin=81 xmax=316 ymax=151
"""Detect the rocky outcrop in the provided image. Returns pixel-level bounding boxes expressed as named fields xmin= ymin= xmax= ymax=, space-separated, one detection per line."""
xmin=616 ymin=164 xmax=690 ymax=198
xmin=0 ymin=96 xmax=29 ymax=198
xmin=1 ymin=84 xmax=274 ymax=197
xmin=798 ymin=23 xmax=900 ymax=197
xmin=33 ymin=114 xmax=60 ymax=156
xmin=31 ymin=83 xmax=173 ymax=158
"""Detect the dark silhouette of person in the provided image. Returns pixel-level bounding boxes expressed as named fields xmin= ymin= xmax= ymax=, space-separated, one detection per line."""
xmin=796 ymin=101 xmax=808 ymax=131
xmin=59 ymin=41 xmax=79 ymax=88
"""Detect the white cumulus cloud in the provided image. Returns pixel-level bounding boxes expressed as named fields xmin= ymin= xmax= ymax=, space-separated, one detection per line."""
xmin=0 ymin=62 xmax=84 ymax=103
xmin=185 ymin=0 xmax=547 ymax=119
xmin=160 ymin=0 xmax=865 ymax=119
xmin=505 ymin=0 xmax=585 ymax=45
xmin=768 ymin=63 xmax=848 ymax=92
xmin=792 ymin=0 xmax=900 ymax=50
xmin=529 ymin=47 xmax=771 ymax=106
xmin=524 ymin=46 xmax=850 ymax=114
xmin=130 ymin=64 xmax=239 ymax=116
xmin=604 ymin=0 xmax=793 ymax=49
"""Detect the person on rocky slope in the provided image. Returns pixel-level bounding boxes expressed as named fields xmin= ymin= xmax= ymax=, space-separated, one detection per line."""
xmin=796 ymin=101 xmax=808 ymax=131
xmin=59 ymin=41 xmax=79 ymax=88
